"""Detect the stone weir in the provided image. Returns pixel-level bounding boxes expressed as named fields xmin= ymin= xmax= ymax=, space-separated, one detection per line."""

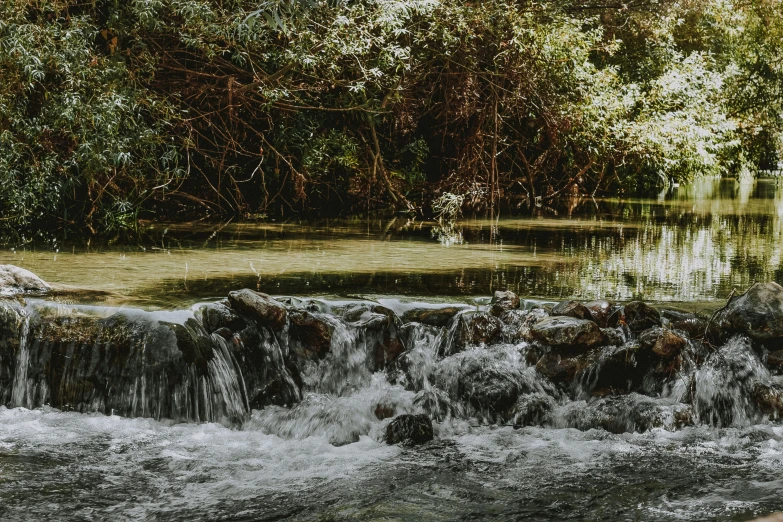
xmin=3 ymin=264 xmax=783 ymax=441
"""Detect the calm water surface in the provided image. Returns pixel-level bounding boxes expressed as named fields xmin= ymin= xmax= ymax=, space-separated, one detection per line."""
xmin=2 ymin=177 xmax=782 ymax=309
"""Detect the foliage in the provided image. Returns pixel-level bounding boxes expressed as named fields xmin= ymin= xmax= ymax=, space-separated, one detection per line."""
xmin=0 ymin=0 xmax=782 ymax=236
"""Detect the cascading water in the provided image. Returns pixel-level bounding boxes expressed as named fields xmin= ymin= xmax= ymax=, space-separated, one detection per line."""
xmin=4 ymin=286 xmax=783 ymax=521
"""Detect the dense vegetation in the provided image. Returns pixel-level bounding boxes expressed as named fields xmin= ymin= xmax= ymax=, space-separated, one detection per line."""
xmin=1 ymin=0 xmax=782 ymax=236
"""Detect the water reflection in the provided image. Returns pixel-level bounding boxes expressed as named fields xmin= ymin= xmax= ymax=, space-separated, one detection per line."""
xmin=0 ymin=177 xmax=781 ymax=307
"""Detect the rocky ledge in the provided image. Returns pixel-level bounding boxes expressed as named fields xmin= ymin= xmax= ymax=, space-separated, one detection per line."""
xmin=2 ymin=265 xmax=783 ymax=443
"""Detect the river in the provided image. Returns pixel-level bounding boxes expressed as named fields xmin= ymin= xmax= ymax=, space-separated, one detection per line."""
xmin=1 ymin=176 xmax=783 ymax=521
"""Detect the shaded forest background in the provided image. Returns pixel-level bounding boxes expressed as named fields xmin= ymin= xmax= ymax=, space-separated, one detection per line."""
xmin=1 ymin=0 xmax=782 ymax=237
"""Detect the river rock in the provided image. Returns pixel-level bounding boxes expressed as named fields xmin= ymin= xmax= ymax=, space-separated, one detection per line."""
xmin=510 ymin=393 xmax=556 ymax=426
xmin=530 ymin=316 xmax=605 ymax=350
xmin=228 ymin=289 xmax=287 ymax=332
xmin=551 ymin=300 xmax=593 ymax=321
xmin=288 ymin=310 xmax=333 ymax=360
xmin=500 ymin=307 xmax=549 ymax=343
xmin=767 ymin=350 xmax=783 ymax=373
xmin=490 ymin=290 xmax=520 ymax=316
xmin=586 ymin=300 xmax=615 ymax=327
xmin=0 ymin=265 xmax=51 ymax=296
xmin=712 ymin=282 xmax=783 ymax=343
xmin=662 ymin=309 xmax=708 ymax=339
xmin=623 ymin=301 xmax=662 ymax=332
xmin=401 ymin=305 xmax=470 ymax=327
xmin=638 ymin=327 xmax=687 ymax=359
xmin=200 ymin=301 xmax=246 ymax=333
xmin=535 ymin=351 xmax=595 ymax=383
xmin=441 ymin=311 xmax=503 ymax=355
xmin=385 ymin=414 xmax=434 ymax=445
xmin=753 ymin=383 xmax=783 ymax=418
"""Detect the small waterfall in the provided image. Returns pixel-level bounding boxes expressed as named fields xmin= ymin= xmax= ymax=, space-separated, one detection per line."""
xmin=208 ymin=334 xmax=250 ymax=423
xmin=691 ymin=335 xmax=771 ymax=427
xmin=10 ymin=310 xmax=30 ymax=408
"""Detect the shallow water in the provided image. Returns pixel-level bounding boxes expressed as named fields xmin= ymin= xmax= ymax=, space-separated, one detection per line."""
xmin=1 ymin=177 xmax=782 ymax=309
xmin=2 ymin=407 xmax=783 ymax=521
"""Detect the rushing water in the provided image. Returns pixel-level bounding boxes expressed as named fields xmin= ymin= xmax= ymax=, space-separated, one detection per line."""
xmin=3 ymin=176 xmax=783 ymax=521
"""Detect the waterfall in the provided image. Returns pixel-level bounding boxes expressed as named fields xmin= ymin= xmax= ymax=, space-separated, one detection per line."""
xmin=10 ymin=310 xmax=30 ymax=408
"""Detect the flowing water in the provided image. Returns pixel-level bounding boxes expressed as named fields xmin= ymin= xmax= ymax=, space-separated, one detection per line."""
xmin=2 ymin=177 xmax=783 ymax=521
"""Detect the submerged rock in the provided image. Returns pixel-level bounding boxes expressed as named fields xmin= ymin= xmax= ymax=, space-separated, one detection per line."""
xmin=530 ymin=316 xmax=605 ymax=350
xmin=623 ymin=301 xmax=662 ymax=333
xmin=712 ymin=282 xmax=783 ymax=343
xmin=0 ymin=265 xmax=50 ymax=296
xmin=385 ymin=414 xmax=434 ymax=445
xmin=490 ymin=290 xmax=520 ymax=316
xmin=228 ymin=289 xmax=287 ymax=332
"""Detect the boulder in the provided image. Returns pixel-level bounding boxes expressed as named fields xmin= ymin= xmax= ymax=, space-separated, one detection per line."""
xmin=385 ymin=414 xmax=434 ymax=445
xmin=510 ymin=393 xmax=556 ymax=426
xmin=753 ymin=383 xmax=783 ymax=419
xmin=288 ymin=310 xmax=333 ymax=360
xmin=530 ymin=316 xmax=605 ymax=350
xmin=490 ymin=290 xmax=520 ymax=316
xmin=441 ymin=311 xmax=503 ymax=355
xmin=228 ymin=289 xmax=287 ymax=332
xmin=552 ymin=300 xmax=593 ymax=321
xmin=767 ymin=350 xmax=783 ymax=373
xmin=501 ymin=308 xmax=549 ymax=343
xmin=638 ymin=327 xmax=687 ymax=359
xmin=0 ymin=265 xmax=50 ymax=296
xmin=199 ymin=301 xmax=246 ymax=333
xmin=401 ymin=305 xmax=470 ymax=327
xmin=457 ymin=363 xmax=520 ymax=416
xmin=711 ymin=282 xmax=783 ymax=343
xmin=585 ymin=300 xmax=615 ymax=327
xmin=535 ymin=351 xmax=595 ymax=383
xmin=623 ymin=301 xmax=661 ymax=332
xmin=662 ymin=309 xmax=709 ymax=339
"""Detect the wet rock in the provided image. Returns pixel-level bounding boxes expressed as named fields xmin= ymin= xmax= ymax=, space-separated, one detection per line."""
xmin=638 ymin=327 xmax=687 ymax=359
xmin=510 ymin=393 xmax=556 ymax=426
xmin=413 ymin=388 xmax=454 ymax=422
xmin=585 ymin=300 xmax=614 ymax=327
xmin=385 ymin=414 xmax=434 ymax=445
xmin=228 ymin=289 xmax=287 ymax=332
xmin=601 ymin=327 xmax=626 ymax=347
xmin=458 ymin=363 xmax=520 ymax=416
xmin=530 ymin=316 xmax=605 ymax=350
xmin=490 ymin=290 xmax=520 ymax=316
xmin=767 ymin=350 xmax=783 ymax=373
xmin=374 ymin=403 xmax=396 ymax=420
xmin=500 ymin=308 xmax=548 ymax=343
xmin=288 ymin=310 xmax=333 ymax=360
xmin=558 ymin=394 xmax=693 ymax=433
xmin=535 ymin=351 xmax=595 ymax=383
xmin=752 ymin=383 xmax=783 ymax=419
xmin=401 ymin=305 xmax=470 ymax=327
xmin=551 ymin=300 xmax=593 ymax=321
xmin=0 ymin=265 xmax=50 ymax=296
xmin=711 ymin=282 xmax=783 ymax=343
xmin=623 ymin=301 xmax=662 ymax=333
xmin=661 ymin=309 xmax=708 ymax=339
xmin=200 ymin=301 xmax=246 ymax=333
xmin=441 ymin=311 xmax=503 ymax=356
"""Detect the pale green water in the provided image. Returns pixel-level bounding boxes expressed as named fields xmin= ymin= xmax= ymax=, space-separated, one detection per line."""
xmin=2 ymin=176 xmax=782 ymax=308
